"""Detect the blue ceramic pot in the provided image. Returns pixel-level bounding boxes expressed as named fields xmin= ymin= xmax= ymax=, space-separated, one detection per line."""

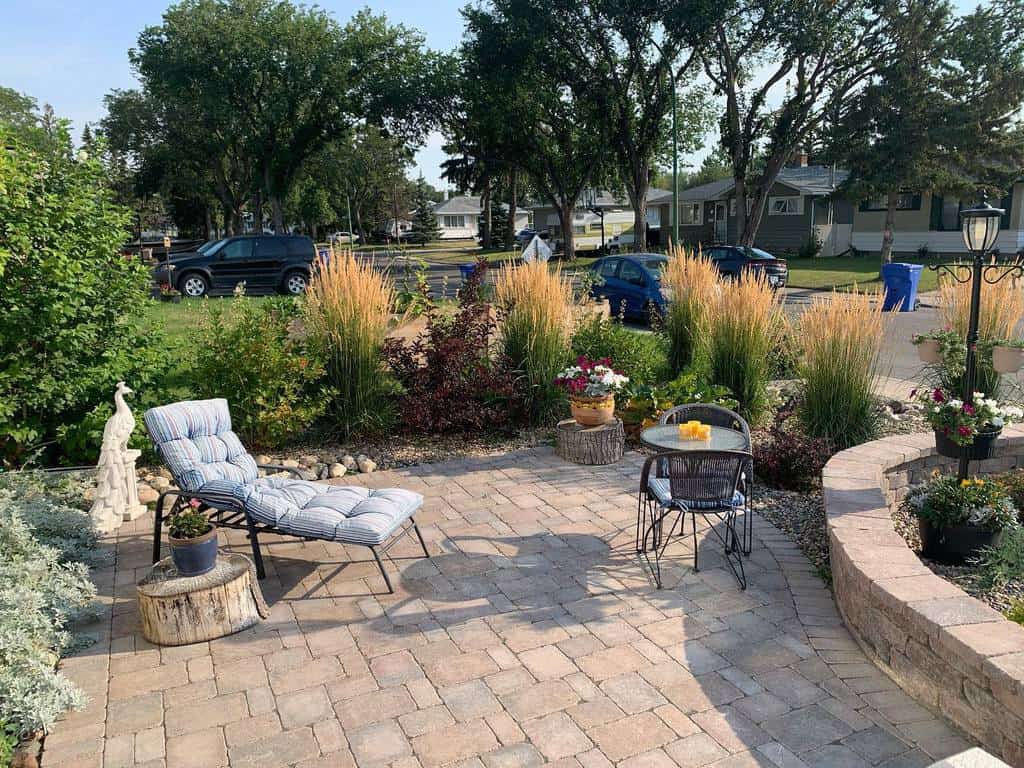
xmin=169 ymin=527 xmax=218 ymax=576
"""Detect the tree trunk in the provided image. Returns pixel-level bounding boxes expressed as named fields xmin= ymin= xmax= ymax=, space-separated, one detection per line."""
xmin=481 ymin=183 xmax=492 ymax=249
xmin=392 ymin=183 xmax=401 ymax=239
xmin=880 ymin=191 xmax=897 ymax=264
xmin=741 ymin=189 xmax=769 ymax=248
xmin=507 ymin=169 xmax=519 ymax=251
xmin=628 ymin=159 xmax=649 ymax=252
xmin=735 ymin=177 xmax=749 ymax=247
xmin=558 ymin=200 xmax=576 ymax=261
xmin=269 ymin=196 xmax=284 ymax=233
xmin=203 ymin=206 xmax=212 ymax=240
xmin=253 ymin=187 xmax=264 ymax=234
xmin=223 ymin=203 xmax=235 ymax=236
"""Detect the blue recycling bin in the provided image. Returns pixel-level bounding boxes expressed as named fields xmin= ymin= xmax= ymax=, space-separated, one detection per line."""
xmin=881 ymin=262 xmax=923 ymax=312
xmin=459 ymin=263 xmax=477 ymax=281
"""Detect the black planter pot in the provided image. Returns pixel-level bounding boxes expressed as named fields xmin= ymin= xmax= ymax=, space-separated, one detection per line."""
xmin=169 ymin=527 xmax=218 ymax=576
xmin=933 ymin=427 xmax=1001 ymax=461
xmin=919 ymin=519 xmax=1001 ymax=565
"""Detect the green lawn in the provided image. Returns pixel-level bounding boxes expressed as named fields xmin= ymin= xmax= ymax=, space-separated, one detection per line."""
xmin=786 ymin=255 xmax=943 ymax=293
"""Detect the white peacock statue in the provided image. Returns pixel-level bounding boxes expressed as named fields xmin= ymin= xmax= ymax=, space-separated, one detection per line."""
xmin=89 ymin=382 xmax=146 ymax=532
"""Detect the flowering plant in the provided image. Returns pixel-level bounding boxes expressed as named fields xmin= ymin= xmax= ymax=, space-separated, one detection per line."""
xmin=901 ymin=472 xmax=1018 ymax=531
xmin=912 ymin=387 xmax=1022 ymax=446
xmin=554 ymin=356 xmax=629 ymax=398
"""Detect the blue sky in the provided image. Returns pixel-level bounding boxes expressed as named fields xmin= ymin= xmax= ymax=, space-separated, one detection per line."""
xmin=1 ymin=0 xmax=981 ymax=189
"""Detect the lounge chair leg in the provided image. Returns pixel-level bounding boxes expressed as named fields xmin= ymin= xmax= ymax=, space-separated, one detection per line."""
xmin=245 ymin=516 xmax=266 ymax=579
xmin=371 ymin=547 xmax=394 ymax=593
xmin=153 ymin=493 xmax=168 ymax=564
xmin=412 ymin=521 xmax=430 ymax=558
xmin=691 ymin=510 xmax=699 ymax=573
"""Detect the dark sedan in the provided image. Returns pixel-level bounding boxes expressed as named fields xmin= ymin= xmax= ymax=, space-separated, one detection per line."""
xmin=705 ymin=245 xmax=788 ymax=288
xmin=151 ymin=234 xmax=317 ymax=297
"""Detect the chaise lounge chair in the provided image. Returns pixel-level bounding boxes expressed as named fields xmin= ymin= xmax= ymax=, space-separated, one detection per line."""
xmin=144 ymin=398 xmax=428 ymax=592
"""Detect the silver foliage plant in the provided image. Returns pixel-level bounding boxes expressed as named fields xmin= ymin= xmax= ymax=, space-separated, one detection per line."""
xmin=0 ymin=473 xmax=101 ymax=738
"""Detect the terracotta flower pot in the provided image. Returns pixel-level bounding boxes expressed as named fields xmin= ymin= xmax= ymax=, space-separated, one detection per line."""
xmin=992 ymin=344 xmax=1023 ymax=374
xmin=916 ymin=338 xmax=941 ymax=364
xmin=570 ymin=394 xmax=616 ymax=427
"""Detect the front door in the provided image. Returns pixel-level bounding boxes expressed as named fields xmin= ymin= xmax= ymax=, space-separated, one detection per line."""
xmin=208 ymin=238 xmax=256 ymax=291
xmin=714 ymin=203 xmax=728 ymax=243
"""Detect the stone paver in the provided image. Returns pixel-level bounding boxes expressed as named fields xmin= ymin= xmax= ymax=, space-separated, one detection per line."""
xmin=42 ymin=448 xmax=973 ymax=768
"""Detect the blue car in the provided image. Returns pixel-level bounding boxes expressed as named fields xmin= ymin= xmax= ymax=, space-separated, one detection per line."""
xmin=588 ymin=253 xmax=668 ymax=322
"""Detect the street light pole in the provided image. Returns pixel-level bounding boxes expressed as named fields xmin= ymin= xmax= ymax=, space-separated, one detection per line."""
xmin=671 ymin=80 xmax=678 ymax=248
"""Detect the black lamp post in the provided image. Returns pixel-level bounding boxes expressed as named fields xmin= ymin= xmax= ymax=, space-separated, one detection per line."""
xmin=929 ymin=196 xmax=1016 ymax=480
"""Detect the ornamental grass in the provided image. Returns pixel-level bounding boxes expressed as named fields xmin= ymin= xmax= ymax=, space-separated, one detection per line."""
xmin=495 ymin=260 xmax=573 ymax=423
xmin=305 ymin=249 xmax=394 ymax=435
xmin=661 ymin=245 xmax=721 ymax=373
xmin=704 ymin=271 xmax=784 ymax=423
xmin=798 ymin=287 xmax=885 ymax=449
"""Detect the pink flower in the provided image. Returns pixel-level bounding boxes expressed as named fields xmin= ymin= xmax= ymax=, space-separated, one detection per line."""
xmin=963 ymin=403 xmax=975 ymax=415
xmin=958 ymin=425 xmax=972 ymax=436
xmin=189 ymin=498 xmax=201 ymax=509
xmin=933 ymin=389 xmax=945 ymax=403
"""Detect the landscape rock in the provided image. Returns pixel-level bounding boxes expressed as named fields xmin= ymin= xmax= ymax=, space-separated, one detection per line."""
xmin=137 ymin=484 xmax=159 ymax=505
xmin=150 ymin=476 xmax=170 ymax=491
xmin=357 ymin=456 xmax=377 ymax=474
xmin=329 ymin=463 xmax=347 ymax=478
xmin=341 ymin=455 xmax=357 ymax=470
xmin=300 ymin=454 xmax=320 ymax=467
xmin=318 ymin=466 xmax=330 ymax=480
xmin=256 ymin=454 xmax=272 ymax=466
xmin=282 ymin=458 xmax=300 ymax=469
xmin=156 ymin=467 xmax=173 ymax=481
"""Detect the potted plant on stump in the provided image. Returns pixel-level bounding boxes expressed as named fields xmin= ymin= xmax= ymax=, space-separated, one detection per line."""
xmin=914 ymin=388 xmax=1020 ymax=460
xmin=168 ymin=505 xmax=218 ymax=576
xmin=554 ymin=356 xmax=629 ymax=427
xmin=901 ymin=473 xmax=1018 ymax=563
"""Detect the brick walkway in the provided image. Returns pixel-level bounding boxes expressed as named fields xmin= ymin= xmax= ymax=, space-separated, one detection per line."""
xmin=45 ymin=448 xmax=973 ymax=768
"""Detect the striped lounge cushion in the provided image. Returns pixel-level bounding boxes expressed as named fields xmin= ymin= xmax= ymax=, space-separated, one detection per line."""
xmin=232 ymin=478 xmax=423 ymax=546
xmin=144 ymin=399 xmax=258 ymax=493
xmin=648 ymin=478 xmax=744 ymax=510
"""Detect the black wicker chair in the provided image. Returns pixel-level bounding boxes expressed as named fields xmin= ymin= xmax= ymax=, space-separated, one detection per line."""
xmin=657 ymin=404 xmax=753 ymax=555
xmin=637 ymin=449 xmax=750 ymax=589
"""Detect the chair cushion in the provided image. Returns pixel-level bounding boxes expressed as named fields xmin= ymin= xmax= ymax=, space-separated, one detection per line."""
xmin=231 ymin=478 xmax=423 ymax=546
xmin=144 ymin=399 xmax=258 ymax=493
xmin=648 ymin=478 xmax=743 ymax=510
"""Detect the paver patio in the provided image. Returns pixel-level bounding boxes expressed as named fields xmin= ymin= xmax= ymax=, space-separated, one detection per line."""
xmin=44 ymin=447 xmax=974 ymax=768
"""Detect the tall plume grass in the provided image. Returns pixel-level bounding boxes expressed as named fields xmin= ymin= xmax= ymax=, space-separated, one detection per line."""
xmin=305 ymin=249 xmax=394 ymax=435
xmin=495 ymin=260 xmax=573 ymax=422
xmin=938 ymin=270 xmax=1024 ymax=341
xmin=705 ymin=272 xmax=784 ymax=423
xmin=798 ymin=287 xmax=885 ymax=449
xmin=661 ymin=245 xmax=721 ymax=373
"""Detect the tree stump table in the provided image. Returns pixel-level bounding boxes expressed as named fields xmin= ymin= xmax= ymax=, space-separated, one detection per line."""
xmin=555 ymin=418 xmax=625 ymax=465
xmin=137 ymin=553 xmax=269 ymax=646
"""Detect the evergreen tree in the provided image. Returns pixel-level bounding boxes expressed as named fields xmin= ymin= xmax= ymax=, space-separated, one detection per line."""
xmin=488 ymin=204 xmax=511 ymax=248
xmin=410 ymin=178 xmax=440 ymax=241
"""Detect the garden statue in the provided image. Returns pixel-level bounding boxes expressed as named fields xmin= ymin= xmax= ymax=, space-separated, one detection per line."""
xmin=89 ymin=382 xmax=145 ymax=532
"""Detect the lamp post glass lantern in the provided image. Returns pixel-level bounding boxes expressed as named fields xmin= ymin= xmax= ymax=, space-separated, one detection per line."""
xmin=960 ymin=200 xmax=1003 ymax=253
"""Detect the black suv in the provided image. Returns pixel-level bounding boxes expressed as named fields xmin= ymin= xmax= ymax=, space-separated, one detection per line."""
xmin=152 ymin=235 xmax=316 ymax=297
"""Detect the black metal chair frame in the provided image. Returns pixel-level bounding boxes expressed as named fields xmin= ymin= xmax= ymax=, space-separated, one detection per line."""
xmin=151 ymin=463 xmax=429 ymax=594
xmin=636 ymin=449 xmax=749 ymax=590
xmin=658 ymin=404 xmax=754 ymax=555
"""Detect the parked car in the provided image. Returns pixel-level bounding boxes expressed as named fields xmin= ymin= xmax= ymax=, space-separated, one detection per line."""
xmin=398 ymin=230 xmax=430 ymax=245
xmin=329 ymin=231 xmax=361 ymax=244
xmin=588 ymin=253 xmax=669 ymax=322
xmin=705 ymin=245 xmax=788 ymax=288
xmin=151 ymin=234 xmax=317 ymax=297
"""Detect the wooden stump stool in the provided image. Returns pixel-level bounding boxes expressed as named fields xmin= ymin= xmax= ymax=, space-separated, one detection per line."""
xmin=555 ymin=418 xmax=625 ymax=465
xmin=137 ymin=553 xmax=269 ymax=646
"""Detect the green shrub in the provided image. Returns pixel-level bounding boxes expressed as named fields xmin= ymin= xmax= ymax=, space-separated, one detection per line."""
xmin=189 ymin=296 xmax=328 ymax=449
xmin=0 ymin=479 xmax=98 ymax=740
xmin=167 ymin=509 xmax=211 ymax=539
xmin=0 ymin=125 xmax=164 ymax=466
xmin=0 ymin=723 xmax=15 ymax=767
xmin=902 ymin=475 xmax=1018 ymax=532
xmin=571 ymin=315 xmax=669 ymax=386
xmin=1007 ymin=600 xmax=1024 ymax=626
xmin=975 ymin=526 xmax=1024 ymax=588
xmin=617 ymin=372 xmax=737 ymax=429
xmin=996 ymin=470 xmax=1024 ymax=517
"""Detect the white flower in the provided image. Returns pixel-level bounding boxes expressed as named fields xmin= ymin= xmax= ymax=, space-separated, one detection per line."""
xmin=948 ymin=398 xmax=963 ymax=410
xmin=1004 ymin=406 xmax=1023 ymax=420
xmin=991 ymin=417 xmax=1005 ymax=427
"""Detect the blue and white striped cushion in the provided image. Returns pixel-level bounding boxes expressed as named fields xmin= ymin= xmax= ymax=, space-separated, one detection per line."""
xmin=233 ymin=478 xmax=423 ymax=546
xmin=648 ymin=478 xmax=744 ymax=509
xmin=144 ymin=399 xmax=258 ymax=493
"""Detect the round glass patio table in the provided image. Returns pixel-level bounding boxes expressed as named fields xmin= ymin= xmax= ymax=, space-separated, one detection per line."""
xmin=639 ymin=424 xmax=748 ymax=453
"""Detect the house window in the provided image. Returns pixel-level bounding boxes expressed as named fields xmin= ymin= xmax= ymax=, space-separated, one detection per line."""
xmin=442 ymin=215 xmax=466 ymax=228
xmin=729 ymin=199 xmax=754 ymax=217
xmin=572 ymin=224 xmax=586 ymax=234
xmin=768 ymin=197 xmax=803 ymax=215
xmin=574 ymin=211 xmax=586 ymax=220
xmin=680 ymin=203 xmax=702 ymax=226
xmin=859 ymin=194 xmax=921 ymax=212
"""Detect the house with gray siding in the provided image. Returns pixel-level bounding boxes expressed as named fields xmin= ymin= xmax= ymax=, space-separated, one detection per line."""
xmin=673 ymin=162 xmax=854 ymax=256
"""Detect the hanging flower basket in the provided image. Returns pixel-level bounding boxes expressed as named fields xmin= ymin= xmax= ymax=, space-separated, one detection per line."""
xmin=915 ymin=338 xmax=941 ymax=364
xmin=992 ymin=344 xmax=1024 ymax=374
xmin=933 ymin=426 xmax=1001 ymax=460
